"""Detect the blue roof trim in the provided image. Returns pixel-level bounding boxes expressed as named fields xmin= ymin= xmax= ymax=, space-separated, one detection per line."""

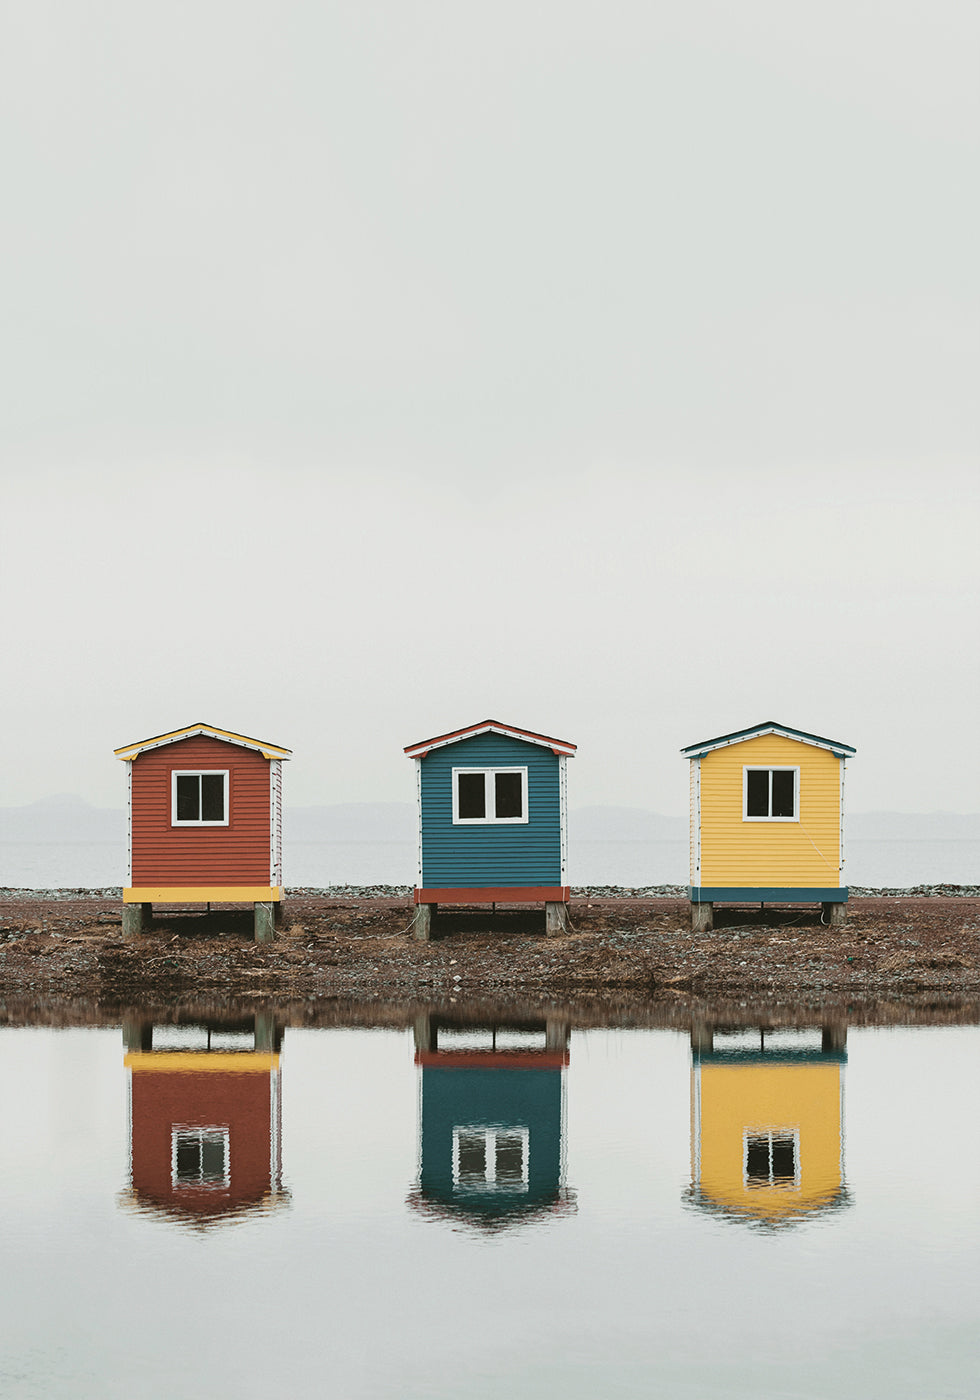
xmin=680 ymin=720 xmax=856 ymax=758
xmin=695 ymin=1049 xmax=847 ymax=1066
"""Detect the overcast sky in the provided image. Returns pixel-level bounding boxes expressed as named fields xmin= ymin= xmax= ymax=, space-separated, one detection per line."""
xmin=2 ymin=1 xmax=977 ymax=816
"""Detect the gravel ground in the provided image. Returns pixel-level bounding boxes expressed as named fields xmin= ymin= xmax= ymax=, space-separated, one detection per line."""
xmin=0 ymin=892 xmax=977 ymax=1020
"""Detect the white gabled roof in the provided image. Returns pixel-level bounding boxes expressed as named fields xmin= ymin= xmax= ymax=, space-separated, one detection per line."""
xmin=114 ymin=723 xmax=292 ymax=762
xmin=681 ymin=720 xmax=855 ymax=760
xmin=404 ymin=719 xmax=576 ymax=759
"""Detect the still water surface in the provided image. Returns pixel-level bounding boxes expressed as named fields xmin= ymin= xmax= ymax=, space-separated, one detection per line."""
xmin=1 ymin=1009 xmax=977 ymax=1398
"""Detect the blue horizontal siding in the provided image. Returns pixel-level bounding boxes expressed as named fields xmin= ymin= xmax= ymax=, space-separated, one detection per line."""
xmin=421 ymin=733 xmax=561 ymax=888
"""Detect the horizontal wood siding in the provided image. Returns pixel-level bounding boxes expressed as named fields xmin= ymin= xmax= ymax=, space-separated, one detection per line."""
xmin=699 ymin=735 xmax=842 ymax=888
xmin=131 ymin=736 xmax=271 ymax=886
xmin=420 ymin=733 xmax=561 ymax=888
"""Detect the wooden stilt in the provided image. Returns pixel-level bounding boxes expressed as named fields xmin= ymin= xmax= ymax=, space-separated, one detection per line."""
xmin=413 ymin=903 xmax=436 ymax=942
xmin=691 ymin=900 xmax=713 ymax=932
xmin=254 ymin=902 xmax=275 ymax=943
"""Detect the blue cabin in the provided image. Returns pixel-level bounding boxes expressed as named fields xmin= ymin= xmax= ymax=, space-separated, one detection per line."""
xmin=403 ymin=719 xmax=577 ymax=938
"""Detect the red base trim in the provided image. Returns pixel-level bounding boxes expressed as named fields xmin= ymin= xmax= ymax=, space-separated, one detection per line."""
xmin=414 ymin=886 xmax=570 ymax=905
xmin=415 ymin=1051 xmax=569 ymax=1069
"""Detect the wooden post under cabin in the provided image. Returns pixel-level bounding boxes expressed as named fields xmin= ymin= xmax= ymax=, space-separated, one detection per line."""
xmin=691 ymin=901 xmax=713 ymax=933
xmin=544 ymin=901 xmax=569 ymax=936
xmin=254 ymin=902 xmax=275 ymax=944
xmin=413 ymin=903 xmax=436 ymax=942
xmin=122 ymin=903 xmax=152 ymax=939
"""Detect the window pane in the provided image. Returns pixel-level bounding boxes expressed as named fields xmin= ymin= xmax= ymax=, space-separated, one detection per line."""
xmin=175 ymin=1136 xmax=201 ymax=1181
xmin=746 ymin=770 xmax=769 ymax=817
xmin=771 ymin=770 xmax=795 ymax=818
xmin=201 ymin=774 xmax=225 ymax=821
xmin=457 ymin=773 xmax=486 ymax=819
xmin=495 ymin=1134 xmax=525 ymax=1185
xmin=745 ymin=1136 xmax=770 ymax=1182
xmin=770 ymin=1135 xmax=796 ymax=1182
xmin=494 ymin=772 xmax=523 ymax=819
xmin=176 ymin=775 xmax=200 ymax=821
xmin=200 ymin=1136 xmax=227 ymax=1183
xmin=457 ymin=1131 xmax=487 ymax=1184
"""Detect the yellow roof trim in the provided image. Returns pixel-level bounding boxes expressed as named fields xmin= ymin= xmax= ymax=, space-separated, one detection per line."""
xmin=114 ymin=723 xmax=292 ymax=761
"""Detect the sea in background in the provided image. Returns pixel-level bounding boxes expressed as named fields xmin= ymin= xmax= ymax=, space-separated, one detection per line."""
xmin=2 ymin=838 xmax=978 ymax=891
xmin=2 ymin=798 xmax=978 ymax=890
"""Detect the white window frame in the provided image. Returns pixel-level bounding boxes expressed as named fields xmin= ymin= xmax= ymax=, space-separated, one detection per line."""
xmin=743 ymin=1127 xmax=801 ymax=1190
xmin=452 ymin=1124 xmax=530 ymax=1194
xmin=452 ymin=766 xmax=529 ymax=825
xmin=171 ymin=1126 xmax=231 ymax=1190
xmin=171 ymin=770 xmax=230 ymax=827
xmin=742 ymin=766 xmax=800 ymax=823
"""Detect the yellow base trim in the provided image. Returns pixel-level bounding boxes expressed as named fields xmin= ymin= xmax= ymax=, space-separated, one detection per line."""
xmin=126 ymin=1051 xmax=278 ymax=1073
xmin=123 ymin=886 xmax=281 ymax=903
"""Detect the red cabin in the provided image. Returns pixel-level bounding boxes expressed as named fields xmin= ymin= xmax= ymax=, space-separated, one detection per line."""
xmin=114 ymin=722 xmax=291 ymax=940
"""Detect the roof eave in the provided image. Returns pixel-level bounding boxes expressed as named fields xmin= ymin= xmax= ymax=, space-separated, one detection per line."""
xmin=681 ymin=723 xmax=856 ymax=759
xmin=405 ymin=720 xmax=576 ymax=759
xmin=114 ymin=723 xmax=292 ymax=762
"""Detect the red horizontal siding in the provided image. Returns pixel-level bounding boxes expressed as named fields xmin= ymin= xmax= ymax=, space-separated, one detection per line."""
xmin=130 ymin=1069 xmax=273 ymax=1215
xmin=131 ymin=736 xmax=270 ymax=886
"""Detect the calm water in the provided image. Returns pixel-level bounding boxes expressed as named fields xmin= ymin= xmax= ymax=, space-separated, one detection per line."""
xmin=1 ymin=1006 xmax=978 ymax=1398
xmin=2 ymin=837 xmax=978 ymax=887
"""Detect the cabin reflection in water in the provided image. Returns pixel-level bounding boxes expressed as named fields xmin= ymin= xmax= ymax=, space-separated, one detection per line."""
xmin=688 ymin=1020 xmax=850 ymax=1228
xmin=121 ymin=1012 xmax=287 ymax=1227
xmin=408 ymin=1013 xmax=576 ymax=1233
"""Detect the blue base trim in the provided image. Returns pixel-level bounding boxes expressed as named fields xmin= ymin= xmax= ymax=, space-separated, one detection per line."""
xmin=688 ymin=887 xmax=848 ymax=903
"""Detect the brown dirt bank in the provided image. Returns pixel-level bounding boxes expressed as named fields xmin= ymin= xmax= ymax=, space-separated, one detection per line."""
xmin=0 ymin=894 xmax=977 ymax=1026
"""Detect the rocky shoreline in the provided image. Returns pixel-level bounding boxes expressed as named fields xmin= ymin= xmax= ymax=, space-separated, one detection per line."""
xmin=0 ymin=890 xmax=977 ymax=1017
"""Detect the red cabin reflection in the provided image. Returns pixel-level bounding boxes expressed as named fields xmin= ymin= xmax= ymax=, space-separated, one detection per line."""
xmin=122 ymin=1013 xmax=286 ymax=1227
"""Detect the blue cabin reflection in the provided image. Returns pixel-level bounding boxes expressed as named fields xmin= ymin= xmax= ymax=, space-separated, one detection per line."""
xmin=408 ymin=1013 xmax=576 ymax=1233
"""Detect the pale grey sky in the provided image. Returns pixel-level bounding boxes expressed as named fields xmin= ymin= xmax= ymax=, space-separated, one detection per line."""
xmin=2 ymin=2 xmax=977 ymax=816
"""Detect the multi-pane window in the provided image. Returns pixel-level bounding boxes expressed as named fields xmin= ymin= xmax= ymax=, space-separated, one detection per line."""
xmin=744 ymin=1130 xmax=799 ymax=1188
xmin=743 ymin=767 xmax=798 ymax=820
xmin=171 ymin=771 xmax=228 ymax=825
xmin=172 ymin=1127 xmax=230 ymax=1189
xmin=452 ymin=1125 xmax=529 ymax=1193
xmin=452 ymin=768 xmax=528 ymax=824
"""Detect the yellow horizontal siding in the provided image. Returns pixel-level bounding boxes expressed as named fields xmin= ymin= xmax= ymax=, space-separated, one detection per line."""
xmin=697 ymin=1062 xmax=842 ymax=1219
xmin=698 ymin=735 xmax=841 ymax=887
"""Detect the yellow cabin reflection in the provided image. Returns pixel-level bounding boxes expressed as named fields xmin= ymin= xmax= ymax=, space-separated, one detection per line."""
xmin=689 ymin=1022 xmax=849 ymax=1227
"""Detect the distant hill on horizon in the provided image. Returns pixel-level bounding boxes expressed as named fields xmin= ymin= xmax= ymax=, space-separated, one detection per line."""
xmin=2 ymin=796 xmax=979 ymax=845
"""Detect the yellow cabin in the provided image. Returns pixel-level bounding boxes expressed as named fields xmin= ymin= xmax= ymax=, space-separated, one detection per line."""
xmin=689 ymin=1025 xmax=849 ymax=1227
xmin=681 ymin=721 xmax=856 ymax=929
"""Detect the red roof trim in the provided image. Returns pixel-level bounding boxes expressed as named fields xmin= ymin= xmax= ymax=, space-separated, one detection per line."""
xmin=404 ymin=719 xmax=576 ymax=758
